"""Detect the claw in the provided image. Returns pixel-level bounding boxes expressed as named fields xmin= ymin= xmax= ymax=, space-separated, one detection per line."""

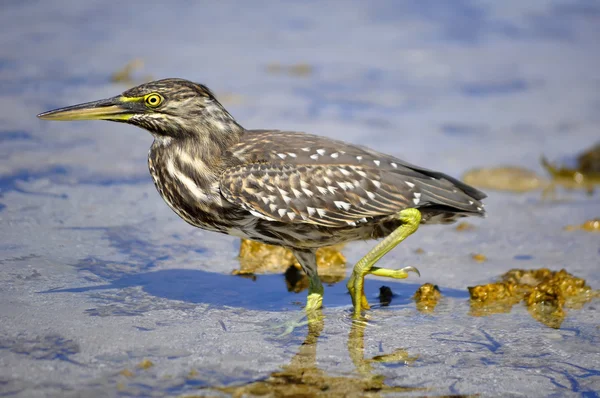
xmin=401 ymin=266 xmax=420 ymax=277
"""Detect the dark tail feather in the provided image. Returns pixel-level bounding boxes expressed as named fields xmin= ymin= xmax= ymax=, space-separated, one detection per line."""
xmin=414 ymin=176 xmax=486 ymax=216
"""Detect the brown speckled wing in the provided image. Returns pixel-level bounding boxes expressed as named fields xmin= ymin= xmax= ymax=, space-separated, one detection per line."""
xmin=222 ymin=130 xmax=485 ymax=227
xmin=220 ymin=162 xmax=415 ymax=227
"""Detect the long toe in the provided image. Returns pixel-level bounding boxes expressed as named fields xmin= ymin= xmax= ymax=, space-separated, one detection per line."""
xmin=275 ymin=315 xmax=309 ymax=338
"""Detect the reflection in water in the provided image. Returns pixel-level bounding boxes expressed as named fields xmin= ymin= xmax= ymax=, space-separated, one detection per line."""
xmin=215 ymin=312 xmax=421 ymax=397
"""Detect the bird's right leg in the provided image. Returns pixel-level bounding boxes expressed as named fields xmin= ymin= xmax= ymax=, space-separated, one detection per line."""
xmin=347 ymin=208 xmax=421 ymax=318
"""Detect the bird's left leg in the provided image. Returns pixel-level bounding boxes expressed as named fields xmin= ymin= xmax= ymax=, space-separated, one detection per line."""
xmin=347 ymin=208 xmax=422 ymax=318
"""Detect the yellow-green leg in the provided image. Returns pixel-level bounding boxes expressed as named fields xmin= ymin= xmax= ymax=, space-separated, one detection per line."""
xmin=292 ymin=248 xmax=324 ymax=315
xmin=305 ymin=272 xmax=324 ymax=314
xmin=267 ymin=249 xmax=323 ymax=337
xmin=347 ymin=208 xmax=422 ymax=318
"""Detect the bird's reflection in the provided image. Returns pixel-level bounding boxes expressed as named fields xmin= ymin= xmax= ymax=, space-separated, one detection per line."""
xmin=216 ymin=311 xmax=422 ymax=396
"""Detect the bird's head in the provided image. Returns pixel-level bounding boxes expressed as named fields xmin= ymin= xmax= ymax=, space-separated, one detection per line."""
xmin=37 ymin=78 xmax=242 ymax=143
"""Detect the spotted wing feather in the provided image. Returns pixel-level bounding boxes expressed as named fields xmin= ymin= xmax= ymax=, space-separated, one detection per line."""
xmin=222 ymin=130 xmax=486 ymax=226
xmin=221 ymin=162 xmax=415 ymax=227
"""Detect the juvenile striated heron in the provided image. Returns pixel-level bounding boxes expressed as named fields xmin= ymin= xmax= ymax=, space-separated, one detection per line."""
xmin=38 ymin=78 xmax=486 ymax=319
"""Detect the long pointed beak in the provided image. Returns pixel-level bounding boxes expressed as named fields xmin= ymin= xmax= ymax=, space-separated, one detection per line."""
xmin=37 ymin=96 xmax=135 ymax=121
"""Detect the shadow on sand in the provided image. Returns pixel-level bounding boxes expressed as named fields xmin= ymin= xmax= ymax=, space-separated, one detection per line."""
xmin=41 ymin=267 xmax=470 ymax=313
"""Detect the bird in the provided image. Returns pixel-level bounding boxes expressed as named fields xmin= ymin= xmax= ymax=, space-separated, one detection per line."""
xmin=38 ymin=78 xmax=486 ymax=319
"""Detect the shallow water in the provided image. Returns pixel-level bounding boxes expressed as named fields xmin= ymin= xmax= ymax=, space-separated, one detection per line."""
xmin=1 ymin=1 xmax=599 ymax=396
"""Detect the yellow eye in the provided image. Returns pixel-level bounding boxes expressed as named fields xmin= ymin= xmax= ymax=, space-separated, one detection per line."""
xmin=145 ymin=93 xmax=163 ymax=108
